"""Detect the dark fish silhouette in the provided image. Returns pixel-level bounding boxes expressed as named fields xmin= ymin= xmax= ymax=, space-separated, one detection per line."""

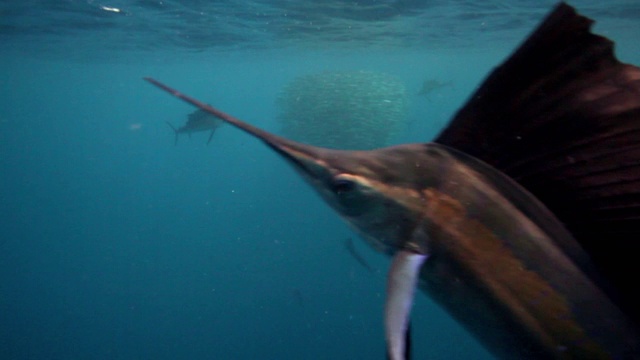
xmin=417 ymin=79 xmax=452 ymax=97
xmin=292 ymin=288 xmax=304 ymax=306
xmin=167 ymin=108 xmax=223 ymax=145
xmin=344 ymin=237 xmax=375 ymax=273
xmin=145 ymin=3 xmax=640 ymax=359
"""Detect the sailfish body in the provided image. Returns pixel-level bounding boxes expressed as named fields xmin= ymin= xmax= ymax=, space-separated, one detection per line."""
xmin=146 ymin=3 xmax=640 ymax=359
xmin=246 ymin=140 xmax=639 ymax=359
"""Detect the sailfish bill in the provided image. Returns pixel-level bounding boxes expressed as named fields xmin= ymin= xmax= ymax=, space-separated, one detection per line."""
xmin=145 ymin=3 xmax=640 ymax=359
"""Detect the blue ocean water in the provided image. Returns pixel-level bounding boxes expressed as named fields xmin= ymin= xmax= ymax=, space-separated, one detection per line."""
xmin=1 ymin=1 xmax=639 ymax=359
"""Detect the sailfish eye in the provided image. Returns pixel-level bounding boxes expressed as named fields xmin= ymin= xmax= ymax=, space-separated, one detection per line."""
xmin=331 ymin=177 xmax=357 ymax=194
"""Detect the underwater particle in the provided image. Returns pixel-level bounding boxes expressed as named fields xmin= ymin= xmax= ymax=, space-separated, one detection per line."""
xmin=276 ymin=71 xmax=409 ymax=150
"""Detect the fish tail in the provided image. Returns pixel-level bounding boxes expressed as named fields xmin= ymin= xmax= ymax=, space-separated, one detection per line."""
xmin=166 ymin=122 xmax=179 ymax=145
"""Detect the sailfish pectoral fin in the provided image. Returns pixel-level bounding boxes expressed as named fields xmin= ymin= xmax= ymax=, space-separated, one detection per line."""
xmin=385 ymin=251 xmax=427 ymax=360
xmin=207 ymin=129 xmax=216 ymax=144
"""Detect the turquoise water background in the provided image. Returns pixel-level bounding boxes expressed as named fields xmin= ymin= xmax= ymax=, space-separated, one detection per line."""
xmin=1 ymin=1 xmax=639 ymax=359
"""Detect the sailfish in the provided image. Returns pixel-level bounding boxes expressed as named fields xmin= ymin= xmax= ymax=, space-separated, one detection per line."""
xmin=145 ymin=3 xmax=640 ymax=359
xmin=166 ymin=108 xmax=223 ymax=145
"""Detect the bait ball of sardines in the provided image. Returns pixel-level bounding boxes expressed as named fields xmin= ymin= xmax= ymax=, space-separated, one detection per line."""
xmin=276 ymin=71 xmax=409 ymax=150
